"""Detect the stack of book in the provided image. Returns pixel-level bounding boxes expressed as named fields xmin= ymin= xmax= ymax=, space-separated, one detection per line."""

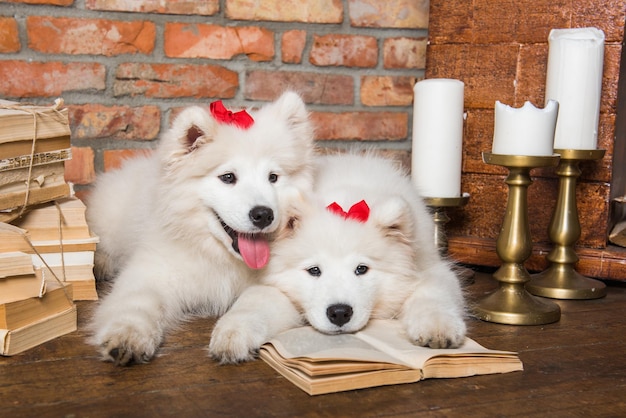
xmin=1 ymin=198 xmax=99 ymax=301
xmin=0 ymin=249 xmax=77 ymax=356
xmin=0 ymin=98 xmax=72 ymax=223
xmin=0 ymin=99 xmax=97 ymax=355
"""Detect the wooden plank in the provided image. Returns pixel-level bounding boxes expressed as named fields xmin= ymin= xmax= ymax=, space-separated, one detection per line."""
xmin=448 ymin=235 xmax=626 ymax=281
xmin=1 ymin=277 xmax=626 ymax=416
xmin=426 ymin=44 xmax=519 ymax=109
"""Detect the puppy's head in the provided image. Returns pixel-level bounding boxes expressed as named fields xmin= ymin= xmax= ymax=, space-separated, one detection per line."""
xmin=265 ymin=197 xmax=417 ymax=333
xmin=154 ymin=91 xmax=315 ymax=269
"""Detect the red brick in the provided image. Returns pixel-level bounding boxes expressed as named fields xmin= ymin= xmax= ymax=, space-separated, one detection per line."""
xmin=114 ymin=63 xmax=238 ymax=98
xmin=0 ymin=61 xmax=105 ymax=98
xmin=69 ymin=104 xmax=161 ymax=140
xmin=226 ymin=0 xmax=343 ymax=23
xmin=349 ymin=0 xmax=429 ymax=29
xmin=86 ymin=0 xmax=219 ymax=15
xmin=310 ymin=34 xmax=378 ymax=68
xmin=103 ymin=148 xmax=153 ymax=172
xmin=7 ymin=0 xmax=72 ymax=5
xmin=282 ymin=30 xmax=307 ymax=64
xmin=64 ymin=146 xmax=96 ymax=185
xmin=383 ymin=37 xmax=427 ymax=69
xmin=0 ymin=17 xmax=20 ymax=53
xmin=165 ymin=23 xmax=274 ymax=61
xmin=245 ymin=71 xmax=354 ymax=105
xmin=311 ymin=111 xmax=408 ymax=141
xmin=361 ymin=76 xmax=416 ymax=106
xmin=27 ymin=16 xmax=155 ymax=56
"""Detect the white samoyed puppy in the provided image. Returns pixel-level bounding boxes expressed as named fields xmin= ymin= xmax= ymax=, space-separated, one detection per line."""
xmin=87 ymin=92 xmax=315 ymax=365
xmin=209 ymin=153 xmax=467 ymax=363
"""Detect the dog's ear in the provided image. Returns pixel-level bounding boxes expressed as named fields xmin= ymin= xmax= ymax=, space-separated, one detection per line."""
xmin=160 ymin=107 xmax=217 ymax=161
xmin=371 ymin=197 xmax=415 ymax=243
xmin=266 ymin=91 xmax=314 ymax=144
xmin=183 ymin=124 xmax=205 ymax=150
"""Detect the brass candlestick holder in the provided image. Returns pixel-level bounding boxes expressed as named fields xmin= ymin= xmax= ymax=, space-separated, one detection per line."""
xmin=423 ymin=194 xmax=470 ymax=254
xmin=526 ymin=149 xmax=606 ymax=299
xmin=473 ymin=152 xmax=561 ymax=325
xmin=423 ymin=194 xmax=474 ymax=284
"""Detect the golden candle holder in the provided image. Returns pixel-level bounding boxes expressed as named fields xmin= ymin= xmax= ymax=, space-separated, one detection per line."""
xmin=423 ymin=194 xmax=474 ymax=285
xmin=423 ymin=194 xmax=470 ymax=254
xmin=473 ymin=152 xmax=561 ymax=325
xmin=526 ymin=149 xmax=606 ymax=299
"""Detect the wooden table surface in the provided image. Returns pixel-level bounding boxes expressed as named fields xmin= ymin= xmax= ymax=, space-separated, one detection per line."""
xmin=2 ymin=272 xmax=625 ymax=417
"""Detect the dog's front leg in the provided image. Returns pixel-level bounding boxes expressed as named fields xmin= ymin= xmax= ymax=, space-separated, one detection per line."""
xmin=209 ymin=285 xmax=302 ymax=363
xmin=89 ymin=253 xmax=178 ymax=366
xmin=399 ymin=263 xmax=467 ymax=349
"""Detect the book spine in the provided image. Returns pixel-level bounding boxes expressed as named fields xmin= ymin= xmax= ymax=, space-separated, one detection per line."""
xmin=0 ymin=149 xmax=72 ymax=172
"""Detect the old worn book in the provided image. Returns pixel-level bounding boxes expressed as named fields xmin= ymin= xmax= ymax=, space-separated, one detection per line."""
xmin=0 ymin=223 xmax=97 ymax=300
xmin=33 ymin=251 xmax=97 ymax=301
xmin=0 ymin=135 xmax=70 ymax=160
xmin=0 ymin=251 xmax=34 ymax=278
xmin=0 ymin=182 xmax=71 ymax=218
xmin=0 ymin=161 xmax=66 ymax=193
xmin=0 ymin=230 xmax=98 ymax=254
xmin=0 ymin=281 xmax=73 ymax=329
xmin=0 ymin=99 xmax=72 ymax=220
xmin=42 ymin=264 xmax=97 ymax=301
xmin=0 ymin=268 xmax=46 ymax=304
xmin=0 ymin=98 xmax=70 ymax=144
xmin=260 ymin=319 xmax=523 ymax=395
xmin=10 ymin=197 xmax=91 ymax=241
xmin=0 ymin=304 xmax=76 ymax=356
xmin=0 ymin=147 xmax=71 ymax=172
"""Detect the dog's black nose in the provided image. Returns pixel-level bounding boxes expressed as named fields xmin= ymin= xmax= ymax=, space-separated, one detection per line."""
xmin=249 ymin=206 xmax=274 ymax=229
xmin=326 ymin=304 xmax=353 ymax=327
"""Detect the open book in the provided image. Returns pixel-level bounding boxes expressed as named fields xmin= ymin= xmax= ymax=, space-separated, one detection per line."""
xmin=260 ymin=319 xmax=523 ymax=395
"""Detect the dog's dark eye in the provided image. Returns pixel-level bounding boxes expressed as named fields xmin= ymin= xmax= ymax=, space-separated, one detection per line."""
xmin=268 ymin=173 xmax=278 ymax=183
xmin=355 ymin=264 xmax=369 ymax=276
xmin=219 ymin=173 xmax=236 ymax=184
xmin=306 ymin=266 xmax=321 ymax=277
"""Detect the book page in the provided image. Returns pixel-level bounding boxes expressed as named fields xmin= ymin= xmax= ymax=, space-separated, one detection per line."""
xmin=268 ymin=319 xmax=519 ymax=370
xmin=268 ymin=325 xmax=406 ymax=366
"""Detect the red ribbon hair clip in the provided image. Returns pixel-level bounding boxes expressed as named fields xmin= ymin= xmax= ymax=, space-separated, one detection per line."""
xmin=326 ymin=200 xmax=370 ymax=223
xmin=209 ymin=100 xmax=254 ymax=129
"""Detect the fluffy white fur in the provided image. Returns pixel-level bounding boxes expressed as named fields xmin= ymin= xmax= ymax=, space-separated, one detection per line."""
xmin=87 ymin=92 xmax=315 ymax=365
xmin=209 ymin=153 xmax=467 ymax=363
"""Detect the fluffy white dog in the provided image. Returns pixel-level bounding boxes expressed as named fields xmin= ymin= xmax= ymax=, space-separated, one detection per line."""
xmin=209 ymin=153 xmax=467 ymax=363
xmin=87 ymin=92 xmax=315 ymax=365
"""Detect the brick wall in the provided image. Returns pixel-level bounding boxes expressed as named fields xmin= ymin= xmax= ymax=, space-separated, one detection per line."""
xmin=0 ymin=0 xmax=427 ymax=193
xmin=426 ymin=0 xmax=626 ymax=278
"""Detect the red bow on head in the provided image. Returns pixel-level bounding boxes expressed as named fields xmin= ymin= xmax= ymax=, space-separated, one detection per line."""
xmin=326 ymin=200 xmax=370 ymax=223
xmin=209 ymin=100 xmax=254 ymax=129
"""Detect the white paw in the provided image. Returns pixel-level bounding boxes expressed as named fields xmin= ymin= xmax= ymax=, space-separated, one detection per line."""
xmin=92 ymin=321 xmax=162 ymax=366
xmin=404 ymin=310 xmax=466 ymax=349
xmin=209 ymin=316 xmax=266 ymax=364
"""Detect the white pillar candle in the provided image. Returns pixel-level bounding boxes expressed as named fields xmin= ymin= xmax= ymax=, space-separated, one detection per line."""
xmin=411 ymin=78 xmax=464 ymax=198
xmin=492 ymin=100 xmax=558 ymax=156
xmin=545 ymin=27 xmax=604 ymax=150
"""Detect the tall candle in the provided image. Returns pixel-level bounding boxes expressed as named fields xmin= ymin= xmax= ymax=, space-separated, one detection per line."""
xmin=412 ymin=78 xmax=464 ymax=198
xmin=492 ymin=100 xmax=558 ymax=156
xmin=545 ymin=27 xmax=604 ymax=150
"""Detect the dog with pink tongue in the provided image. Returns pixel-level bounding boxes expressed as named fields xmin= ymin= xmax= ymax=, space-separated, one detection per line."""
xmin=87 ymin=92 xmax=314 ymax=365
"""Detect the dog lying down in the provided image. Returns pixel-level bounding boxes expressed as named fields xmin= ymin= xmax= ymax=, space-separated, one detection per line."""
xmin=87 ymin=92 xmax=315 ymax=365
xmin=209 ymin=153 xmax=467 ymax=363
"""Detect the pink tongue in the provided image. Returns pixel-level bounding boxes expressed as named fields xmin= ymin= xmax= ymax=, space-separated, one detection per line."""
xmin=238 ymin=234 xmax=270 ymax=269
